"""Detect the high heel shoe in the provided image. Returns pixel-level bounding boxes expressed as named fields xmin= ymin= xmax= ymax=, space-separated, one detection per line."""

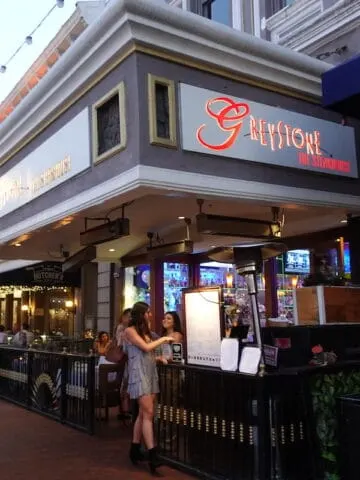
xmin=148 ymin=447 xmax=162 ymax=475
xmin=129 ymin=442 xmax=144 ymax=465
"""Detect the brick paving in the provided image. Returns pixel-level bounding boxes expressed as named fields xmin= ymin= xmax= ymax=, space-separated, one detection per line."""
xmin=0 ymin=401 xmax=195 ymax=480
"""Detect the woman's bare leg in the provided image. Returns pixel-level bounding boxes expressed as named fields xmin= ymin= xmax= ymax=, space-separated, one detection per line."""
xmin=132 ymin=401 xmax=143 ymax=443
xmin=138 ymin=394 xmax=156 ymax=449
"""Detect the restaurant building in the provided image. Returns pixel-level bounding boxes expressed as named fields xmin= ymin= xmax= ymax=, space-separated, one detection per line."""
xmin=0 ymin=0 xmax=359 ymax=336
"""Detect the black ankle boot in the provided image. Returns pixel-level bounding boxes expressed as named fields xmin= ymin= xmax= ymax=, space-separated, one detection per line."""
xmin=148 ymin=447 xmax=162 ymax=475
xmin=129 ymin=443 xmax=144 ymax=465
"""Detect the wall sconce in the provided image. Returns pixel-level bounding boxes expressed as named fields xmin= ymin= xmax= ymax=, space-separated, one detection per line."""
xmin=291 ymin=277 xmax=298 ymax=288
xmin=21 ymin=305 xmax=29 ymax=312
xmin=226 ymin=273 xmax=234 ymax=288
xmin=65 ymin=300 xmax=74 ymax=309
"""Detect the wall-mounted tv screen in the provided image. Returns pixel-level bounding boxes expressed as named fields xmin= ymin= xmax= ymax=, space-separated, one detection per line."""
xmin=284 ymin=249 xmax=310 ymax=274
xmin=344 ymin=242 xmax=351 ymax=274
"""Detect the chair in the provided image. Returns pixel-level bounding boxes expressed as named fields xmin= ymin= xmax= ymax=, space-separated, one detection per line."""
xmin=96 ymin=362 xmax=125 ymax=422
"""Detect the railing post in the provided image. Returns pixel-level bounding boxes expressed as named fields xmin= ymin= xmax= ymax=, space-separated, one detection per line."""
xmin=60 ymin=351 xmax=68 ymax=423
xmin=256 ymin=376 xmax=271 ymax=480
xmin=87 ymin=353 xmax=96 ymax=435
xmin=26 ymin=350 xmax=33 ymax=409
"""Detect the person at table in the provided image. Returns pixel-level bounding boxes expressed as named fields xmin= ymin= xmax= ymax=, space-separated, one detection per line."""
xmin=13 ymin=323 xmax=34 ymax=348
xmin=115 ymin=308 xmax=131 ymax=347
xmin=93 ymin=331 xmax=111 ymax=356
xmin=123 ymin=301 xmax=173 ymax=474
xmin=0 ymin=325 xmax=8 ymax=344
xmin=158 ymin=311 xmax=183 ymax=363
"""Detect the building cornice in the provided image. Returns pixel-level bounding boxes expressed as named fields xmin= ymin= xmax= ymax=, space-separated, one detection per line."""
xmin=0 ymin=0 xmax=329 ymax=168
xmin=1 ymin=165 xmax=360 ymax=246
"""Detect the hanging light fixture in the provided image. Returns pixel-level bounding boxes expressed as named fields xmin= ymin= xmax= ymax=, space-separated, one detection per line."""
xmin=25 ymin=36 xmax=33 ymax=45
xmin=226 ymin=272 xmax=234 ymax=288
xmin=56 ymin=0 xmax=64 ymax=7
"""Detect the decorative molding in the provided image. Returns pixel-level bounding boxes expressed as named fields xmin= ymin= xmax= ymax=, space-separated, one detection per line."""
xmin=0 ymin=0 xmax=329 ymax=169
xmin=148 ymin=74 xmax=177 ymax=148
xmin=266 ymin=0 xmax=360 ymax=54
xmin=266 ymin=0 xmax=321 ymax=33
xmin=1 ymin=164 xmax=360 ymax=245
xmin=92 ymin=81 xmax=127 ymax=164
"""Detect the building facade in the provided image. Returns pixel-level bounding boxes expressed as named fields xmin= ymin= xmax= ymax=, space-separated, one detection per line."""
xmin=167 ymin=0 xmax=360 ymax=65
xmin=0 ymin=0 xmax=359 ymax=335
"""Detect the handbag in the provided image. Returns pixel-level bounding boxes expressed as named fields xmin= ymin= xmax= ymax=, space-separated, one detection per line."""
xmin=105 ymin=340 xmax=127 ymax=364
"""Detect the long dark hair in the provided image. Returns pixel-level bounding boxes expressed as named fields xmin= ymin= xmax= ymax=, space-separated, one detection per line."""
xmin=129 ymin=302 xmax=151 ymax=340
xmin=161 ymin=311 xmax=182 ymax=336
xmin=97 ymin=331 xmax=109 ymax=343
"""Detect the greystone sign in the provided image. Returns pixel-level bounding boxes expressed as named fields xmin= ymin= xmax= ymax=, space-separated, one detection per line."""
xmin=179 ymin=84 xmax=358 ymax=178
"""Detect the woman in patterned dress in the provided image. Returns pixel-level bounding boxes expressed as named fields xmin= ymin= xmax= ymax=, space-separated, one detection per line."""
xmin=123 ymin=301 xmax=173 ymax=474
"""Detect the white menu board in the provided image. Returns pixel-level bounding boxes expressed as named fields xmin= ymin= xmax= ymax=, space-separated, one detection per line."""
xmin=184 ymin=288 xmax=221 ymax=367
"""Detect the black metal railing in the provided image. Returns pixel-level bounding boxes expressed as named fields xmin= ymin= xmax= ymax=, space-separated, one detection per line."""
xmin=25 ymin=336 xmax=94 ymax=354
xmin=156 ymin=364 xmax=313 ymax=480
xmin=156 ymin=364 xmax=258 ymax=480
xmin=0 ymin=346 xmax=96 ymax=434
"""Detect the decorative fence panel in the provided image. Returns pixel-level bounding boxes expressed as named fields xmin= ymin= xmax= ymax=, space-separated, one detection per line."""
xmin=0 ymin=346 xmax=95 ymax=434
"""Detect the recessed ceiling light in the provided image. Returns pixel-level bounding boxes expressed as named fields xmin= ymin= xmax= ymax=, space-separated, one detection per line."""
xmin=340 ymin=219 xmax=347 ymax=224
xmin=178 ymin=216 xmax=185 ymax=220
xmin=15 ymin=243 xmax=21 ymax=247
xmin=108 ymin=248 xmax=116 ymax=252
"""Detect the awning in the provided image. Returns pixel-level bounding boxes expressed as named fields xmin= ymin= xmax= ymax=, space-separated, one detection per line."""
xmin=322 ymin=54 xmax=360 ymax=118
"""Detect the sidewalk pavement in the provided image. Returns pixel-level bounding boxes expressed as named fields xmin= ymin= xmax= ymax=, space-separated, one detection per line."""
xmin=0 ymin=401 xmax=195 ymax=480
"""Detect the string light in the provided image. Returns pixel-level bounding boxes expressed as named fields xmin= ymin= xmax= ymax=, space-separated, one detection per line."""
xmin=0 ymin=1 xmax=64 ymax=74
xmin=0 ymin=285 xmax=69 ymax=295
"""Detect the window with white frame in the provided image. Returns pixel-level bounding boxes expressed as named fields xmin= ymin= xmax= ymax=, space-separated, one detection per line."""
xmin=166 ymin=0 xmax=185 ymax=7
xmin=270 ymin=0 xmax=294 ymax=15
xmin=201 ymin=0 xmax=232 ymax=26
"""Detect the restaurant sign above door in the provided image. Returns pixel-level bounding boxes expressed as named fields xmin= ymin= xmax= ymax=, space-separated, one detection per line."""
xmin=179 ymin=84 xmax=358 ymax=178
xmin=0 ymin=108 xmax=90 ymax=218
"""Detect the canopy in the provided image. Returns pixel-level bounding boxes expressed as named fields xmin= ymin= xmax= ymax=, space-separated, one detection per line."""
xmin=322 ymin=54 xmax=360 ymax=118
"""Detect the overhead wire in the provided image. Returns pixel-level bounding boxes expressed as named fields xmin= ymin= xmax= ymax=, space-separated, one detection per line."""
xmin=0 ymin=2 xmax=63 ymax=73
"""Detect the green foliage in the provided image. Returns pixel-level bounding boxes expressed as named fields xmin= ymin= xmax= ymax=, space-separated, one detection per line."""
xmin=310 ymin=370 xmax=360 ymax=479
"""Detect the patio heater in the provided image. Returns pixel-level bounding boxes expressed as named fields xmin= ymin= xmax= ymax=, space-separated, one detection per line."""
xmin=209 ymin=243 xmax=286 ymax=373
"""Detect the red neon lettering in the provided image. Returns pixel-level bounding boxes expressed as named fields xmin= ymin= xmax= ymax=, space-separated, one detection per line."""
xmin=305 ymin=133 xmax=315 ymax=154
xmin=292 ymin=128 xmax=305 ymax=149
xmin=277 ymin=121 xmax=284 ymax=149
xmin=196 ymin=97 xmax=250 ymax=151
xmin=284 ymin=124 xmax=292 ymax=147
xmin=259 ymin=119 xmax=267 ymax=146
xmin=314 ymin=131 xmax=321 ymax=155
xmin=298 ymin=152 xmax=309 ymax=165
xmin=268 ymin=123 xmax=276 ymax=151
xmin=250 ymin=116 xmax=259 ymax=141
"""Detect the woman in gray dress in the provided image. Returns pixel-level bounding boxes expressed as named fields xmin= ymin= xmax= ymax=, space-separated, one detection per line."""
xmin=124 ymin=301 xmax=173 ymax=474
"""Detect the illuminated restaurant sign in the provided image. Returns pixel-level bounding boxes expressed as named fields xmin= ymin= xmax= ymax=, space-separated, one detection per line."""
xmin=179 ymin=84 xmax=358 ymax=178
xmin=0 ymin=108 xmax=90 ymax=218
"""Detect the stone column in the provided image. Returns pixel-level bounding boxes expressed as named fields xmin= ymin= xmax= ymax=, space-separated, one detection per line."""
xmin=97 ymin=262 xmax=113 ymax=333
xmin=81 ymin=262 xmax=98 ymax=333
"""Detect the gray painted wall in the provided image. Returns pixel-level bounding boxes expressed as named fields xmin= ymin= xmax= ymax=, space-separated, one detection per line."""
xmin=2 ymin=50 xmax=360 ymax=237
xmin=0 ymin=54 xmax=141 ymax=231
xmin=135 ymin=52 xmax=360 ymax=197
